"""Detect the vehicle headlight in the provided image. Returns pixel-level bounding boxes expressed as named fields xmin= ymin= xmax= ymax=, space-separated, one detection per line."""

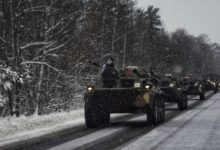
xmin=145 ymin=85 xmax=150 ymax=89
xmin=213 ymin=82 xmax=216 ymax=86
xmin=144 ymin=85 xmax=151 ymax=92
xmin=194 ymin=83 xmax=198 ymax=86
xmin=87 ymin=86 xmax=94 ymax=93
xmin=169 ymin=83 xmax=174 ymax=87
xmin=134 ymin=82 xmax=141 ymax=88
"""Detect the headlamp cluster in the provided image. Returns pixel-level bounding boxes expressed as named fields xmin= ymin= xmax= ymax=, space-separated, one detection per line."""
xmin=144 ymin=84 xmax=152 ymax=92
xmin=145 ymin=85 xmax=150 ymax=89
xmin=208 ymin=80 xmax=215 ymax=86
xmin=134 ymin=81 xmax=152 ymax=92
xmin=194 ymin=83 xmax=199 ymax=86
xmin=169 ymin=83 xmax=174 ymax=88
xmin=212 ymin=82 xmax=216 ymax=86
xmin=87 ymin=85 xmax=95 ymax=93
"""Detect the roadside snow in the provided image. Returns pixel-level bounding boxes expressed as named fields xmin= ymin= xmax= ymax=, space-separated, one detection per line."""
xmin=0 ymin=108 xmax=130 ymax=148
xmin=0 ymin=109 xmax=84 ymax=140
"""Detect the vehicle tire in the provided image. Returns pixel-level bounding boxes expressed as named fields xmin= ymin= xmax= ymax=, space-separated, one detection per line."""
xmin=178 ymin=94 xmax=188 ymax=110
xmin=200 ymin=91 xmax=205 ymax=100
xmin=84 ymin=96 xmax=110 ymax=128
xmin=159 ymin=99 xmax=165 ymax=122
xmin=147 ymin=97 xmax=164 ymax=125
xmin=214 ymin=88 xmax=218 ymax=93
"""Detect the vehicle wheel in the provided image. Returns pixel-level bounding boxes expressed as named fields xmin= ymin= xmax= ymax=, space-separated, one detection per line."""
xmin=84 ymin=96 xmax=110 ymax=128
xmin=200 ymin=91 xmax=205 ymax=100
xmin=178 ymin=94 xmax=188 ymax=110
xmin=147 ymin=97 xmax=164 ymax=125
xmin=159 ymin=99 xmax=165 ymax=122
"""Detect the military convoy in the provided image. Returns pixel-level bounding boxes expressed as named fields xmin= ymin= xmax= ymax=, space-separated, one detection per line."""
xmin=84 ymin=61 xmax=219 ymax=128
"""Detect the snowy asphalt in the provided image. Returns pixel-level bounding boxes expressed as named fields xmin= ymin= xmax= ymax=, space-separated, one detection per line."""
xmin=1 ymin=92 xmax=219 ymax=150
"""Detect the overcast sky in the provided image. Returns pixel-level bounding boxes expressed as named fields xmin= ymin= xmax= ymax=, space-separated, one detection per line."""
xmin=136 ymin=0 xmax=220 ymax=44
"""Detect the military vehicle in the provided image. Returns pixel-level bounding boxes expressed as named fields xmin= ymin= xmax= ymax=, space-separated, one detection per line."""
xmin=84 ymin=66 xmax=165 ymax=128
xmin=181 ymin=74 xmax=205 ymax=100
xmin=159 ymin=74 xmax=188 ymax=110
xmin=203 ymin=74 xmax=220 ymax=93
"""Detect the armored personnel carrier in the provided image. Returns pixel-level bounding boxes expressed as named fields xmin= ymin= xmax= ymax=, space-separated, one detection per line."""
xmin=84 ymin=66 xmax=165 ymax=128
xmin=159 ymin=74 xmax=188 ymax=110
xmin=181 ymin=74 xmax=205 ymax=100
xmin=203 ymin=74 xmax=220 ymax=93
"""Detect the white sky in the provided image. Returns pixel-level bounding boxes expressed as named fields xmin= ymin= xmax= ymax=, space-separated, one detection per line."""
xmin=136 ymin=0 xmax=220 ymax=44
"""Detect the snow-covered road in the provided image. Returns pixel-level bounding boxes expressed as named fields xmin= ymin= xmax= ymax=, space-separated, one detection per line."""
xmin=0 ymin=92 xmax=217 ymax=150
xmin=120 ymin=93 xmax=220 ymax=150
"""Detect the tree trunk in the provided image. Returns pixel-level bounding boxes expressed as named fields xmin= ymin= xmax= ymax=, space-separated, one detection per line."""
xmin=101 ymin=8 xmax=106 ymax=58
xmin=122 ymin=34 xmax=127 ymax=69
xmin=111 ymin=3 xmax=118 ymax=54
xmin=10 ymin=0 xmax=21 ymax=117
xmin=35 ymin=64 xmax=44 ymax=115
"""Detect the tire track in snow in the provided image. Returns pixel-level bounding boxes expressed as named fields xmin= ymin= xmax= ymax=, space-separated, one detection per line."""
xmin=47 ymin=115 xmax=146 ymax=150
xmin=50 ymin=96 xmax=203 ymax=150
xmin=118 ymin=93 xmax=220 ymax=150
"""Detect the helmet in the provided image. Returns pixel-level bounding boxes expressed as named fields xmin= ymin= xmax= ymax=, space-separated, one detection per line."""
xmin=105 ymin=57 xmax=114 ymax=65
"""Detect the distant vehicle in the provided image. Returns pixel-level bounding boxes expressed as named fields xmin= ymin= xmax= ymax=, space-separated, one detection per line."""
xmin=203 ymin=74 xmax=220 ymax=93
xmin=180 ymin=74 xmax=205 ymax=100
xmin=159 ymin=74 xmax=188 ymax=110
xmin=84 ymin=66 xmax=165 ymax=128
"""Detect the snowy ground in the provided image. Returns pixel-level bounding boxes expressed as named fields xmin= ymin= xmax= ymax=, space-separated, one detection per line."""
xmin=0 ymin=109 xmax=87 ymax=147
xmin=120 ymin=93 xmax=220 ymax=150
xmin=0 ymin=109 xmax=84 ymax=139
xmin=0 ymin=93 xmax=214 ymax=149
xmin=6 ymin=95 xmax=202 ymax=150
xmin=0 ymin=108 xmax=131 ymax=148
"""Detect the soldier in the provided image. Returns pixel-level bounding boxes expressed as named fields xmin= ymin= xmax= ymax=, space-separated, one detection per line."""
xmin=101 ymin=57 xmax=119 ymax=88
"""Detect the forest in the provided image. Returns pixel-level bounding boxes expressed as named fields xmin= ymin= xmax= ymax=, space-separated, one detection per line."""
xmin=0 ymin=0 xmax=220 ymax=117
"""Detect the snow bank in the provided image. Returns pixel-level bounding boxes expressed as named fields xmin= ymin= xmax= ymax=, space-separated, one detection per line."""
xmin=0 ymin=109 xmax=84 ymax=140
xmin=0 ymin=108 xmax=129 ymax=148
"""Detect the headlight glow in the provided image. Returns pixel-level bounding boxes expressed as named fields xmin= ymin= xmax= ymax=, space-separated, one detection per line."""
xmin=145 ymin=85 xmax=150 ymax=89
xmin=88 ymin=87 xmax=93 ymax=91
xmin=87 ymin=86 xmax=94 ymax=92
xmin=169 ymin=83 xmax=174 ymax=87
xmin=194 ymin=83 xmax=198 ymax=86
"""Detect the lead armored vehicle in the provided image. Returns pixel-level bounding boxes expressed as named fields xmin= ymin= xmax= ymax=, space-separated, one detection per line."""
xmin=84 ymin=66 xmax=165 ymax=128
